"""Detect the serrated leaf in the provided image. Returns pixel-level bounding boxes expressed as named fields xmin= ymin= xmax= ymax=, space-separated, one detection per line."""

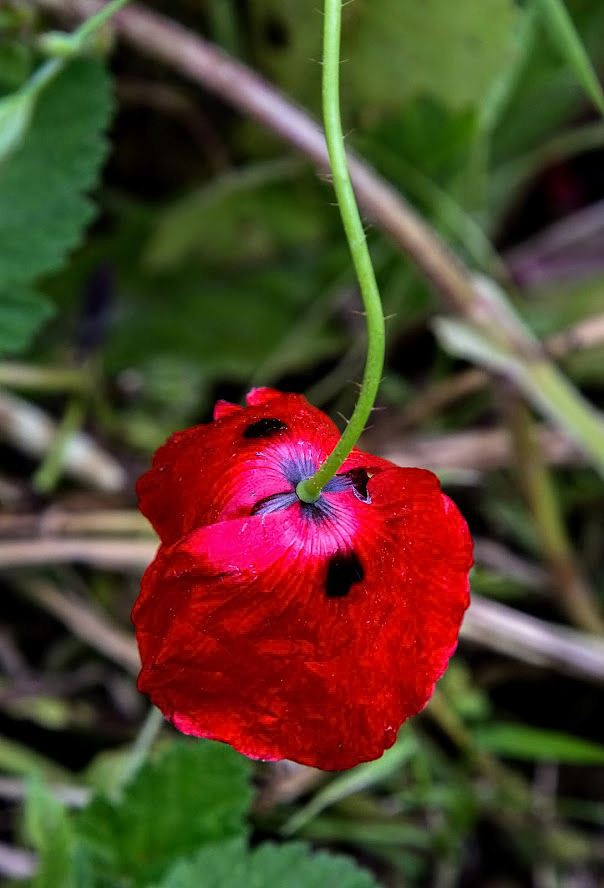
xmin=0 ymin=57 xmax=112 ymax=286
xmin=0 ymin=285 xmax=54 ymax=353
xmin=474 ymin=723 xmax=604 ymax=764
xmin=0 ymin=56 xmax=112 ymax=355
xmin=75 ymin=739 xmax=253 ymax=888
xmin=154 ymin=840 xmax=380 ymax=888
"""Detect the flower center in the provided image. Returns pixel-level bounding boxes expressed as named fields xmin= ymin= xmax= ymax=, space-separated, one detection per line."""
xmin=243 ymin=421 xmax=370 ymax=599
xmin=250 ymin=450 xmax=370 ymax=522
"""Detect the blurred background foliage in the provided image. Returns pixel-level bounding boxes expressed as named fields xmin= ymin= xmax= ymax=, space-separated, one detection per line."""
xmin=3 ymin=0 xmax=604 ymax=885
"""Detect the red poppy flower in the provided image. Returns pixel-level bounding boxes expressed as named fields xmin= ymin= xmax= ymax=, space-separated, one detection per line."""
xmin=133 ymin=388 xmax=473 ymax=770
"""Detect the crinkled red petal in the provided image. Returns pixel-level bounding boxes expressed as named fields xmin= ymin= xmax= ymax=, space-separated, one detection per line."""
xmin=133 ymin=465 xmax=472 ymax=770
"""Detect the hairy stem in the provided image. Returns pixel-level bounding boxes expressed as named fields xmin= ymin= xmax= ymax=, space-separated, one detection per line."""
xmin=296 ymin=0 xmax=384 ymax=501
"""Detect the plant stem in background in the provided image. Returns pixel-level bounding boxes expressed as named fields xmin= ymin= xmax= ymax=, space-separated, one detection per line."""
xmin=70 ymin=0 xmax=131 ymax=46
xmin=32 ymin=396 xmax=86 ymax=494
xmin=536 ymin=0 xmax=604 ymax=115
xmin=10 ymin=0 xmax=130 ymax=106
xmin=296 ymin=0 xmax=385 ymax=502
xmin=504 ymin=391 xmax=604 ymax=634
xmin=119 ymin=706 xmax=165 ymax=788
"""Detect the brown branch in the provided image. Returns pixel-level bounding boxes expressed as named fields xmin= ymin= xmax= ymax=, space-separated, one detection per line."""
xmin=372 ymin=424 xmax=583 ymax=472
xmin=0 ymin=538 xmax=156 ymax=570
xmin=0 ymin=390 xmax=126 ymax=493
xmin=0 ymin=508 xmax=153 ymax=538
xmin=13 ymin=574 xmax=140 ymax=674
xmin=462 ymin=596 xmax=604 ymax=684
xmin=0 ymin=842 xmax=36 ymax=881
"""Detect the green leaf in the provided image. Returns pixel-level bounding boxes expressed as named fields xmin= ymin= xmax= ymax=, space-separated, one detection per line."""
xmin=0 ymin=285 xmax=54 ymax=354
xmin=250 ymin=0 xmax=519 ymax=116
xmin=245 ymin=0 xmax=323 ymax=115
xmin=0 ymin=39 xmax=34 ymax=93
xmin=536 ymin=0 xmax=604 ymax=116
xmin=106 ymin=262 xmax=343 ymax=380
xmin=0 ymin=56 xmax=111 ymax=284
xmin=491 ymin=0 xmax=604 ymax=168
xmin=146 ymin=159 xmax=317 ymax=271
xmin=474 ymin=723 xmax=604 ymax=764
xmin=22 ymin=775 xmax=77 ymax=888
xmin=75 ymin=739 xmax=253 ymax=887
xmin=154 ymin=840 xmax=380 ymax=888
xmin=361 ymin=99 xmax=478 ymax=188
xmin=346 ymin=0 xmax=520 ymax=112
xmin=0 ymin=56 xmax=112 ymax=355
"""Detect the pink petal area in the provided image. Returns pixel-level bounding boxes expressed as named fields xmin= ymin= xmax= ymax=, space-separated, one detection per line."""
xmin=137 ymin=390 xmax=347 ymax=544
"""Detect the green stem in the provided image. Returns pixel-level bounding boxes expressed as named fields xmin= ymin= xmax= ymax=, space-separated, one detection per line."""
xmin=71 ymin=0 xmax=131 ymax=46
xmin=119 ymin=706 xmax=165 ymax=789
xmin=32 ymin=395 xmax=87 ymax=494
xmin=0 ymin=362 xmax=88 ymax=392
xmin=504 ymin=392 xmax=604 ymax=634
xmin=527 ymin=360 xmax=604 ymax=478
xmin=17 ymin=0 xmax=130 ymax=102
xmin=296 ymin=0 xmax=385 ymax=503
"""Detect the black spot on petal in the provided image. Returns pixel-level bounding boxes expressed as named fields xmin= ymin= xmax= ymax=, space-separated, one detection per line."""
xmin=243 ymin=418 xmax=288 ymax=439
xmin=347 ymin=468 xmax=371 ymax=503
xmin=324 ymin=467 xmax=371 ymax=503
xmin=325 ymin=552 xmax=364 ymax=598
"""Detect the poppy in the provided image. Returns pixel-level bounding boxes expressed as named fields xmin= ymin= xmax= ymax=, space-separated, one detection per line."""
xmin=133 ymin=387 xmax=473 ymax=770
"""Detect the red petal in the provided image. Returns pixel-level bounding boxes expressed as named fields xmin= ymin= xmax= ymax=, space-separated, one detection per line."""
xmin=245 ymin=387 xmax=284 ymax=406
xmin=136 ymin=390 xmax=344 ymax=545
xmin=133 ymin=466 xmax=472 ymax=770
xmin=213 ymin=400 xmax=242 ymax=420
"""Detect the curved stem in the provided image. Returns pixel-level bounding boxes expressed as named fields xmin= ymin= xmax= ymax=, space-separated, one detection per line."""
xmin=296 ymin=0 xmax=385 ymax=503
